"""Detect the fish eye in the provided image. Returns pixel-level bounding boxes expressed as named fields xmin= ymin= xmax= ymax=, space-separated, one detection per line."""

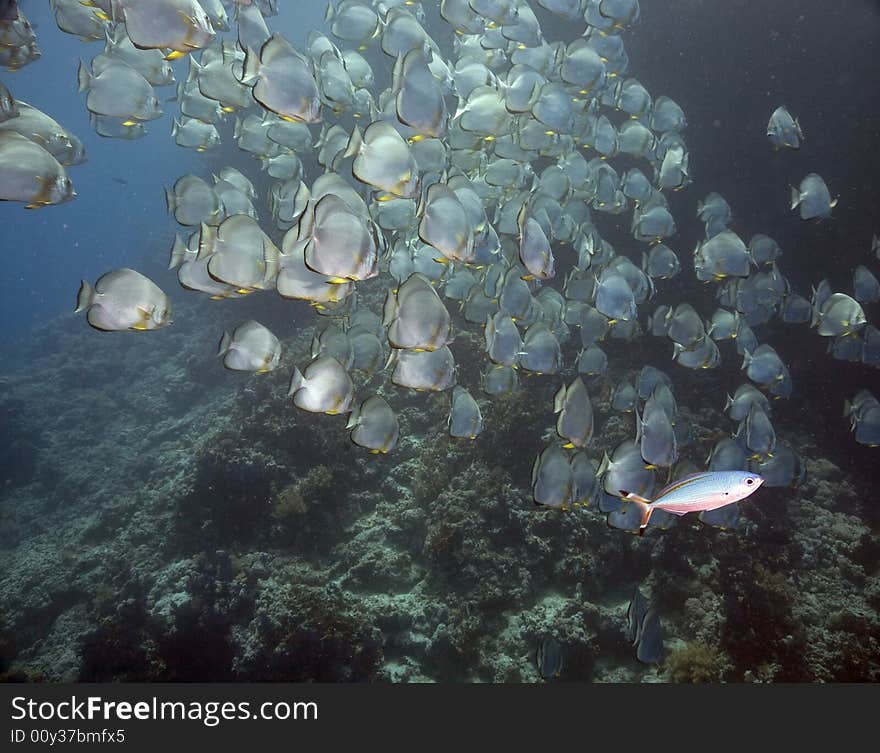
xmin=746 ymin=478 xmax=755 ymax=485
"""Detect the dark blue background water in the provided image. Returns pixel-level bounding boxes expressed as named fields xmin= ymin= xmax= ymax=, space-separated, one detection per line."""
xmin=1 ymin=0 xmax=878 ymax=349
xmin=0 ymin=0 xmax=326 ymax=342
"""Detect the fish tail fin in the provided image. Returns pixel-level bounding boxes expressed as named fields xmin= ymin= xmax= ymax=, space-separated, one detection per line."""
xmin=324 ymin=1 xmax=336 ymax=23
xmin=171 ymin=118 xmax=180 ymax=138
xmin=241 ymin=47 xmax=260 ymax=86
xmin=620 ymin=490 xmax=654 ymax=536
xmin=382 ymin=289 xmax=399 ymax=327
xmin=197 ymin=222 xmax=216 ymax=260
xmin=638 ymin=507 xmax=652 ymax=535
xmin=288 ymin=366 xmax=304 ymax=396
xmin=101 ymin=22 xmax=116 ymax=49
xmin=168 ymin=234 xmax=187 ymax=269
xmin=620 ymin=490 xmax=653 ymax=505
xmin=217 ymin=331 xmax=231 ymax=357
xmin=345 ymin=401 xmax=361 ymax=429
xmin=164 ymin=186 xmax=176 ymax=215
xmin=383 ymin=349 xmax=397 ymax=372
xmin=553 ymin=383 xmax=566 ymax=414
xmin=221 ymin=40 xmax=239 ymax=65
xmin=741 ymin=349 xmax=753 ymax=370
xmin=261 ymin=237 xmax=279 ymax=281
xmin=391 ymin=52 xmax=405 ymax=92
xmin=789 ymin=185 xmax=800 ymax=210
xmin=343 ymin=124 xmax=363 ymax=160
xmin=74 ymin=279 xmax=94 ymax=313
xmin=76 ymin=59 xmax=92 ymax=93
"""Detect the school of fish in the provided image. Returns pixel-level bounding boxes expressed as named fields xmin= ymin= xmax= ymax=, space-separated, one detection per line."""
xmin=2 ymin=0 xmax=879 ymax=575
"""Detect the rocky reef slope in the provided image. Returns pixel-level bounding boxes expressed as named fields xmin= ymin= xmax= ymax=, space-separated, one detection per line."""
xmin=1 ymin=297 xmax=877 ymax=682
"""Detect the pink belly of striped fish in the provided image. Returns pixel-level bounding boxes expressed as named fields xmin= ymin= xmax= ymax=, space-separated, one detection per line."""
xmin=656 ymin=497 xmax=733 ymax=515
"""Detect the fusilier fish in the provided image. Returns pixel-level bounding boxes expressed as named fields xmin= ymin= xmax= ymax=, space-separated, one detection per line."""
xmin=621 ymin=471 xmax=764 ymax=536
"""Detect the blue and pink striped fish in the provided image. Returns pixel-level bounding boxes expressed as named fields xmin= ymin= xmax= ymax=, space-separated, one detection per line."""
xmin=621 ymin=470 xmax=764 ymax=536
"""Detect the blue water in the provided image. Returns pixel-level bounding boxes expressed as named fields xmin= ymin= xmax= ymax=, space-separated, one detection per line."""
xmin=0 ymin=0 xmax=326 ymax=343
xmin=2 ymin=2 xmax=877 ymax=343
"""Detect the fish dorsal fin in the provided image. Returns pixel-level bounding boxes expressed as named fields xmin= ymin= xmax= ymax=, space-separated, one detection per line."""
xmin=260 ymin=34 xmax=296 ymax=67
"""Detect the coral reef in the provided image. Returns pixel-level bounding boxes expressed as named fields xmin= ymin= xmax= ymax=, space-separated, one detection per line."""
xmin=664 ymin=641 xmax=727 ymax=683
xmin=0 ymin=306 xmax=878 ymax=683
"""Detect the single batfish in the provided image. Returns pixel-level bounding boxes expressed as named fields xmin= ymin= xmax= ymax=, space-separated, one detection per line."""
xmin=620 ymin=470 xmax=764 ymax=536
